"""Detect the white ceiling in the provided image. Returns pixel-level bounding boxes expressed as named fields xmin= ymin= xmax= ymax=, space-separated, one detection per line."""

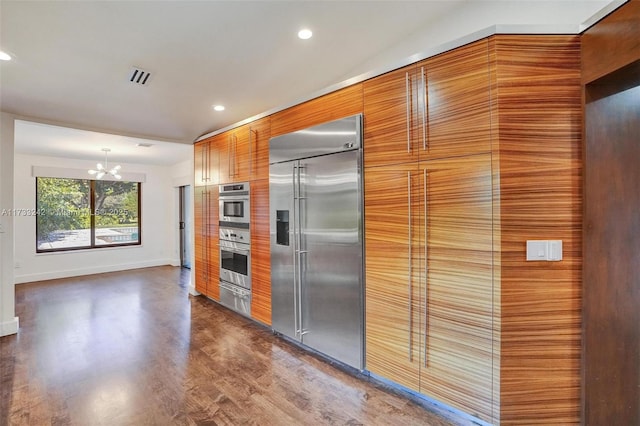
xmin=14 ymin=120 xmax=192 ymax=166
xmin=0 ymin=1 xmax=616 ymax=164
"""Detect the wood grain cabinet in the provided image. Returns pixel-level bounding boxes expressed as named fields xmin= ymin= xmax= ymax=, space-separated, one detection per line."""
xmin=365 ymin=162 xmax=421 ymax=391
xmin=363 ymin=64 xmax=423 ymax=167
xmin=364 ymin=154 xmax=494 ymax=422
xmin=363 ymin=40 xmax=490 ymax=167
xmin=194 ymin=185 xmax=219 ymax=300
xmin=194 ymin=138 xmax=218 ymax=187
xmin=218 ymin=117 xmax=271 ymax=183
xmin=420 ymin=39 xmax=491 ymax=159
xmin=247 ymin=117 xmax=271 ymax=181
xmin=218 ymin=128 xmax=250 ymax=184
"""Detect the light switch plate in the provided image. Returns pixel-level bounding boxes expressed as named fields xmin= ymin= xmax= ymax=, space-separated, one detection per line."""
xmin=548 ymin=240 xmax=563 ymax=261
xmin=526 ymin=240 xmax=563 ymax=261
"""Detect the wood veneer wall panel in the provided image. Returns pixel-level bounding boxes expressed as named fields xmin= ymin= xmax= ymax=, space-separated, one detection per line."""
xmin=270 ymin=84 xmax=363 ymax=137
xmin=582 ymin=0 xmax=640 ymax=84
xmin=492 ymin=35 xmax=582 ymax=424
xmin=488 ymin=36 xmax=502 ymax=423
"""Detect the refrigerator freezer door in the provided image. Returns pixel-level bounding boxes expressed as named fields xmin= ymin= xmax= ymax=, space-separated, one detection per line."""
xmin=298 ymin=150 xmax=363 ymax=369
xmin=270 ymin=161 xmax=298 ymax=340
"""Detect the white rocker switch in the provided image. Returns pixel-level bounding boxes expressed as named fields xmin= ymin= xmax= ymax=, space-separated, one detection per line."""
xmin=526 ymin=240 xmax=563 ymax=261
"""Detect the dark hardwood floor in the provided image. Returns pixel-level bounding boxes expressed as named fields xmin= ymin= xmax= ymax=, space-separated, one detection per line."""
xmin=1 ymin=266 xmax=469 ymax=426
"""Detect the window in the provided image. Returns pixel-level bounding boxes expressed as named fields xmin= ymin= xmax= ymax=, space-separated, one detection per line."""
xmin=36 ymin=177 xmax=141 ymax=252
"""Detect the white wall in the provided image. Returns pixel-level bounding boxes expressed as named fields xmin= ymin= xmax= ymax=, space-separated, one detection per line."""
xmin=0 ymin=112 xmax=18 ymax=336
xmin=13 ymin=153 xmax=181 ymax=283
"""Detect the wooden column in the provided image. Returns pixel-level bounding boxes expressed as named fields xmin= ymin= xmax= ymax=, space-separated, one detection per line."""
xmin=582 ymin=1 xmax=640 ymax=424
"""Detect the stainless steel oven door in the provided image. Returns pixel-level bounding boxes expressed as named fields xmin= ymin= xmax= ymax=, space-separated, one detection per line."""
xmin=219 ymin=281 xmax=251 ymax=317
xmin=219 ymin=196 xmax=250 ymax=225
xmin=219 ymin=240 xmax=251 ymax=289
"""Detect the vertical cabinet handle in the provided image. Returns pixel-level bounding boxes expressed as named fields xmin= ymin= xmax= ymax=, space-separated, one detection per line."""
xmin=202 ymin=144 xmax=206 ymax=183
xmin=204 ymin=144 xmax=207 ymax=182
xmin=423 ymin=168 xmax=429 ymax=367
xmin=227 ymin=135 xmax=232 ymax=179
xmin=206 ymin=191 xmax=211 ymax=282
xmin=248 ymin=128 xmax=253 ymax=176
xmin=421 ymin=67 xmax=427 ymax=150
xmin=407 ymin=171 xmax=413 ymax=361
xmin=249 ymin=128 xmax=254 ymax=176
xmin=406 ymin=72 xmax=411 ymax=154
xmin=234 ymin=134 xmax=238 ymax=177
xmin=207 ymin=191 xmax=211 ymax=282
xmin=201 ymin=191 xmax=206 ymax=282
xmin=206 ymin=143 xmax=210 ymax=182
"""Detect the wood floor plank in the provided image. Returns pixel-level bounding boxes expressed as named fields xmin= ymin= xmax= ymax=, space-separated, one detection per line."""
xmin=1 ymin=266 xmax=472 ymax=426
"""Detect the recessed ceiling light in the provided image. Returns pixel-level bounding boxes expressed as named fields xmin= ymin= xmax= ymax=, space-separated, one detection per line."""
xmin=136 ymin=143 xmax=153 ymax=148
xmin=213 ymin=105 xmax=225 ymax=111
xmin=298 ymin=29 xmax=313 ymax=40
xmin=0 ymin=51 xmax=11 ymax=61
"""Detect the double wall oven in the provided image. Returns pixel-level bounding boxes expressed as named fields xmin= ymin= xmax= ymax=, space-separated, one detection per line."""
xmin=218 ymin=182 xmax=251 ymax=316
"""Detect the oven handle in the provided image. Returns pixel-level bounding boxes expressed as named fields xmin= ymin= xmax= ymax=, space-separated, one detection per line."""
xmin=220 ymin=282 xmax=250 ymax=297
xmin=219 ymin=195 xmax=249 ymax=201
xmin=220 ymin=246 xmax=250 ymax=255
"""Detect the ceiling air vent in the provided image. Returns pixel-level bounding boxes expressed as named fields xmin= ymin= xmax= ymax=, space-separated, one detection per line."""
xmin=129 ymin=67 xmax=151 ymax=85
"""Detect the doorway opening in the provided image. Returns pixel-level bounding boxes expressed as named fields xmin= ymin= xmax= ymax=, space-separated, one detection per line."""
xmin=179 ymin=185 xmax=192 ymax=269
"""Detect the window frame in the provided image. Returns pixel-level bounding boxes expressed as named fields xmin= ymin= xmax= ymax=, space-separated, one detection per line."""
xmin=35 ymin=178 xmax=142 ymax=253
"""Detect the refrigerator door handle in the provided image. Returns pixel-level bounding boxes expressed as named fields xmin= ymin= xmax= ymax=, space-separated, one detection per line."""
xmin=292 ymin=164 xmax=300 ymax=337
xmin=296 ymin=163 xmax=305 ymax=339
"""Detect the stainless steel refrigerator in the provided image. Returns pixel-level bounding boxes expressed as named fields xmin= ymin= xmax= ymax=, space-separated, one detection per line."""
xmin=269 ymin=114 xmax=364 ymax=369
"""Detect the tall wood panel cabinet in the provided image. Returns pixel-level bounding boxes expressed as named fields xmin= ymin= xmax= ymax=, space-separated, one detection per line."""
xmin=364 ymin=38 xmax=494 ymax=424
xmin=365 ymin=155 xmax=494 ymax=422
xmin=194 ymin=137 xmax=220 ymax=300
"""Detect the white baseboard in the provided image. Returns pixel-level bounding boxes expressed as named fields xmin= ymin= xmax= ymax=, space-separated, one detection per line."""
xmin=14 ymin=259 xmax=175 ymax=284
xmin=188 ymin=284 xmax=201 ymax=296
xmin=0 ymin=316 xmax=19 ymax=337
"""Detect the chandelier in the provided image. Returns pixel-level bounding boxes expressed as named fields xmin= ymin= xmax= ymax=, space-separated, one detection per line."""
xmin=88 ymin=148 xmax=122 ymax=180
